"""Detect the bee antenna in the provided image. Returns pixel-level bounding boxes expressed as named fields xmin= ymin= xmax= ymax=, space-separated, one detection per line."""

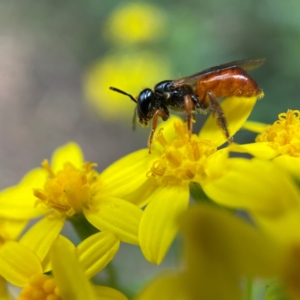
xmin=109 ymin=87 xmax=137 ymax=103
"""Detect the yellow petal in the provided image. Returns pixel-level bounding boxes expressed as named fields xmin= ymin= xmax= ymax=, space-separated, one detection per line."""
xmin=77 ymin=232 xmax=120 ymax=278
xmin=273 ymin=155 xmax=300 ymax=180
xmin=180 ymin=206 xmax=283 ymax=300
xmin=204 ymin=147 xmax=230 ymax=179
xmin=253 ymin=208 xmax=300 ymax=245
xmin=100 ymin=149 xmax=157 ymax=199
xmin=51 ymin=236 xmax=97 ymax=300
xmin=42 ymin=235 xmax=75 ymax=273
xmin=139 ymin=185 xmax=189 ymax=264
xmin=123 ymin=178 xmax=159 ymax=207
xmin=84 ymin=198 xmax=142 ymax=245
xmin=0 ymin=168 xmax=48 ymax=220
xmin=19 ymin=168 xmax=48 ymax=188
xmin=0 ymin=218 xmax=27 ymax=240
xmin=199 ymin=96 xmax=257 ymax=147
xmin=243 ymin=120 xmax=269 ymax=133
xmin=51 ymin=142 xmax=84 ymax=172
xmin=93 ymin=286 xmax=128 ymax=300
xmin=19 ymin=217 xmax=64 ymax=263
xmin=0 ymin=185 xmax=46 ymax=220
xmin=152 ymin=116 xmax=184 ymax=153
xmin=0 ymin=241 xmax=42 ymax=287
xmin=0 ymin=276 xmax=11 ymax=300
xmin=229 ymin=142 xmax=279 ymax=160
xmin=134 ymin=272 xmax=188 ymax=300
xmin=202 ymin=158 xmax=300 ymax=215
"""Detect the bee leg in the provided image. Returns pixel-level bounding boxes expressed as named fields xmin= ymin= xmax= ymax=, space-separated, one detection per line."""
xmin=183 ymin=94 xmax=195 ymax=136
xmin=205 ymin=91 xmax=232 ymax=143
xmin=148 ymin=109 xmax=169 ymax=154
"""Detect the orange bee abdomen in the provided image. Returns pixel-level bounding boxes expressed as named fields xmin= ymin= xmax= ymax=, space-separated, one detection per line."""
xmin=195 ymin=67 xmax=263 ymax=101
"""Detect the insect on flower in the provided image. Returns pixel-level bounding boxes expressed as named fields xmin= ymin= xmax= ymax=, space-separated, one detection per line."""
xmin=110 ymin=58 xmax=265 ymax=153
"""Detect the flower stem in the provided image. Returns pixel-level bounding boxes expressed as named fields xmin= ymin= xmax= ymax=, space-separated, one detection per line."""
xmin=189 ymin=182 xmax=217 ymax=205
xmin=68 ymin=213 xmax=98 ymax=241
xmin=245 ymin=277 xmax=253 ymax=300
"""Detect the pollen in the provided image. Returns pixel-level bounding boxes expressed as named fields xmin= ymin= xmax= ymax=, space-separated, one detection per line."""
xmin=18 ymin=274 xmax=61 ymax=300
xmin=149 ymin=121 xmax=217 ymax=185
xmin=33 ymin=160 xmax=100 ymax=217
xmin=256 ymin=110 xmax=300 ymax=156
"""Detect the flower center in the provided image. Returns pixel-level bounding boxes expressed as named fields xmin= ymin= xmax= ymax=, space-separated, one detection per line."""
xmin=149 ymin=121 xmax=217 ymax=185
xmin=33 ymin=160 xmax=99 ymax=217
xmin=18 ymin=274 xmax=61 ymax=300
xmin=256 ymin=110 xmax=300 ymax=156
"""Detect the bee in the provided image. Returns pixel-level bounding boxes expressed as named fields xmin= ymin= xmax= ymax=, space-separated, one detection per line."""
xmin=110 ymin=58 xmax=265 ymax=153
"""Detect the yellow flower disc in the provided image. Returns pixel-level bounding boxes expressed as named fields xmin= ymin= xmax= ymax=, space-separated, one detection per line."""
xmin=149 ymin=120 xmax=217 ymax=186
xmin=256 ymin=110 xmax=300 ymax=156
xmin=105 ymin=3 xmax=166 ymax=44
xmin=33 ymin=160 xmax=99 ymax=217
xmin=18 ymin=274 xmax=60 ymax=300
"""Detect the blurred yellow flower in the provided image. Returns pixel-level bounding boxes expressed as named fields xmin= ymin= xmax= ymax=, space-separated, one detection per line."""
xmin=135 ymin=205 xmax=300 ymax=300
xmin=84 ymin=51 xmax=172 ymax=121
xmin=104 ymin=3 xmax=166 ymax=45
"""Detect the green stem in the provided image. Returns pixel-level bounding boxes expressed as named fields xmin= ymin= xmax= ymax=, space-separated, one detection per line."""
xmin=245 ymin=277 xmax=253 ymax=300
xmin=189 ymin=182 xmax=216 ymax=205
xmin=68 ymin=213 xmax=98 ymax=241
xmin=106 ymin=262 xmax=117 ymax=287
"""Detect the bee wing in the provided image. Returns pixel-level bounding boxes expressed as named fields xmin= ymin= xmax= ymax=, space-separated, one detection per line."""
xmin=172 ymin=58 xmax=265 ymax=88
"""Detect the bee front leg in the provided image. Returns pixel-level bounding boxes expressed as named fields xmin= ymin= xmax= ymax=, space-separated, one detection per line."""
xmin=205 ymin=91 xmax=232 ymax=143
xmin=148 ymin=109 xmax=169 ymax=153
xmin=183 ymin=94 xmax=195 ymax=136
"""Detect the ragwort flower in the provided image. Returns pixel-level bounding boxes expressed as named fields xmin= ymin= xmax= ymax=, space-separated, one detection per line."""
xmin=123 ymin=95 xmax=258 ymax=264
xmin=242 ymin=109 xmax=300 ymax=177
xmin=0 ymin=142 xmax=151 ymax=264
xmin=0 ymin=236 xmax=127 ymax=300
xmin=242 ymin=109 xmax=300 ymax=159
xmin=104 ymin=2 xmax=166 ymax=45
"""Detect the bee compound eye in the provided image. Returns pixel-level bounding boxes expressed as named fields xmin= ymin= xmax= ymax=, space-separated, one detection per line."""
xmin=137 ymin=89 xmax=155 ymax=120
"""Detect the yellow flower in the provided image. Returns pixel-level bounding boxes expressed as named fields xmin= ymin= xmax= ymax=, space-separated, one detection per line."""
xmin=241 ymin=109 xmax=300 ymax=179
xmin=0 ymin=236 xmax=127 ymax=300
xmin=0 ymin=142 xmax=152 ymax=265
xmin=122 ymin=95 xmax=258 ymax=264
xmin=84 ymin=51 xmax=172 ymax=121
xmin=104 ymin=3 xmax=166 ymax=45
xmin=135 ymin=205 xmax=300 ymax=300
xmin=256 ymin=109 xmax=300 ymax=155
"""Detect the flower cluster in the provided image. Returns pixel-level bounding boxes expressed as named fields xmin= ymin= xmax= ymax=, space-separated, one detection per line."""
xmin=4 ymin=69 xmax=300 ymax=300
xmin=2 ymin=5 xmax=300 ymax=300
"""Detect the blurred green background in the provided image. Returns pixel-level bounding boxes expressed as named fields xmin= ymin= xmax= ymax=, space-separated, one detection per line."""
xmin=0 ymin=0 xmax=299 ymax=294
